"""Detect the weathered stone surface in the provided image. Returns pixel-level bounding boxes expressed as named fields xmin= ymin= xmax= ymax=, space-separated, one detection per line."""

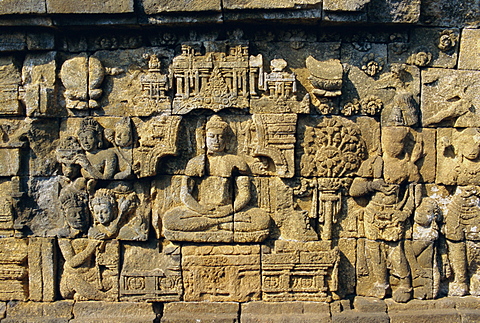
xmin=421 ymin=68 xmax=480 ymax=127
xmin=421 ymin=0 xmax=480 ymax=27
xmin=22 ymin=52 xmax=58 ymax=117
xmin=458 ymin=29 xmax=480 ymax=70
xmin=0 ymin=56 xmax=22 ymax=116
xmin=3 ymin=300 xmax=73 ymax=323
xmin=0 ymin=238 xmax=28 ymax=301
xmin=0 ymin=9 xmax=478 ymax=321
xmin=0 ymin=0 xmax=46 ymax=15
xmin=72 ymin=301 xmax=157 ymax=323
xmin=241 ymin=301 xmax=330 ymax=323
xmin=323 ymin=0 xmax=370 ymax=11
xmin=27 ymin=237 xmax=56 ymax=301
xmin=183 ymin=244 xmax=261 ymax=302
xmin=388 ymin=28 xmax=459 ymax=69
xmin=46 ymin=0 xmax=133 ymax=13
xmin=386 ymin=299 xmax=461 ymax=323
xmin=367 ymin=0 xmax=420 ymax=23
xmin=224 ymin=0 xmax=321 ymax=10
xmin=142 ymin=0 xmax=221 ymax=14
xmin=331 ymin=297 xmax=389 ymax=323
xmin=120 ymin=240 xmax=182 ymax=302
xmin=162 ymin=302 xmax=239 ymax=323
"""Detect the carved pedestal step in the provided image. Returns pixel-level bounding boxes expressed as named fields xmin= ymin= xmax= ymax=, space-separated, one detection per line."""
xmin=71 ymin=301 xmax=158 ymax=323
xmin=161 ymin=302 xmax=239 ymax=323
xmin=120 ymin=241 xmax=182 ymax=302
xmin=262 ymin=240 xmax=339 ymax=302
xmin=385 ymin=298 xmax=463 ymax=323
xmin=331 ymin=297 xmax=389 ymax=323
xmin=1 ymin=301 xmax=73 ymax=323
xmin=241 ymin=302 xmax=330 ymax=323
xmin=182 ymin=244 xmax=261 ymax=302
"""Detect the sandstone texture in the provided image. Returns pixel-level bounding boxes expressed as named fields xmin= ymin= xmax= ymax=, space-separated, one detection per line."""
xmin=0 ymin=0 xmax=478 ymax=322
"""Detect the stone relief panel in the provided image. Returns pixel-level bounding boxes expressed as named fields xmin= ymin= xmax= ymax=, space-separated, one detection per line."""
xmin=0 ymin=26 xmax=478 ymax=311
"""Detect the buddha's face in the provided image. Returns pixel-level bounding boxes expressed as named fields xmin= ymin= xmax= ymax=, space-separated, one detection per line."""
xmin=78 ymin=131 xmax=98 ymax=152
xmin=115 ymin=127 xmax=132 ymax=147
xmin=92 ymin=202 xmax=114 ymax=225
xmin=64 ymin=205 xmax=88 ymax=231
xmin=206 ymin=129 xmax=226 ymax=153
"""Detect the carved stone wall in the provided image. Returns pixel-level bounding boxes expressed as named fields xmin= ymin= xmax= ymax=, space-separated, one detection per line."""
xmin=0 ymin=0 xmax=479 ymax=321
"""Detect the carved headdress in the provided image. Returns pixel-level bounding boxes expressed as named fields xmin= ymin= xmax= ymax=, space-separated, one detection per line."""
xmin=205 ymin=115 xmax=228 ymax=133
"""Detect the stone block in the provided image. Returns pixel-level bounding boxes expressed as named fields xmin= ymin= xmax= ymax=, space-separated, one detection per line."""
xmin=323 ymin=0 xmax=370 ymax=11
xmin=0 ymin=32 xmax=26 ymax=52
xmin=388 ymin=28 xmax=459 ymax=69
xmin=27 ymin=237 xmax=56 ymax=302
xmin=0 ymin=302 xmax=5 ymax=319
xmin=421 ymin=68 xmax=480 ymax=127
xmin=182 ymin=245 xmax=261 ymax=302
xmin=71 ymin=301 xmax=157 ymax=323
xmin=332 ymin=312 xmax=389 ymax=323
xmin=458 ymin=29 xmax=480 ymax=70
xmin=388 ymin=309 xmax=460 ymax=323
xmin=241 ymin=301 xmax=330 ymax=323
xmin=223 ymin=0 xmax=321 ymax=10
xmin=353 ymin=297 xmax=387 ymax=312
xmin=0 ymin=0 xmax=46 ymax=15
xmin=0 ymin=56 xmax=22 ymax=115
xmin=3 ymin=301 xmax=73 ymax=323
xmin=120 ymin=240 xmax=182 ymax=302
xmin=26 ymin=32 xmax=55 ymax=50
xmin=142 ymin=0 xmax=221 ymax=14
xmin=367 ymin=0 xmax=420 ymax=23
xmin=162 ymin=302 xmax=239 ymax=323
xmin=46 ymin=0 xmax=133 ymax=13
xmin=420 ymin=0 xmax=479 ymax=27
xmin=0 ymin=149 xmax=21 ymax=176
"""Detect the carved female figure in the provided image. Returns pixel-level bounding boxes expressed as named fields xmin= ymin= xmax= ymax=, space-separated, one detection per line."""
xmin=105 ymin=117 xmax=134 ymax=180
xmin=74 ymin=117 xmax=118 ymax=180
xmin=57 ymin=183 xmax=114 ymax=301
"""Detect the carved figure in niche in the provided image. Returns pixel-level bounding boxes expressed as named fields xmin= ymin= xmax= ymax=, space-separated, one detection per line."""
xmin=405 ymin=197 xmax=440 ymax=299
xmin=162 ymin=115 xmax=270 ymax=243
xmin=105 ymin=117 xmax=134 ymax=180
xmin=350 ymin=126 xmax=420 ymax=302
xmin=444 ymin=185 xmax=480 ymax=296
xmin=75 ymin=117 xmax=118 ymax=180
xmin=439 ymin=128 xmax=480 ymax=185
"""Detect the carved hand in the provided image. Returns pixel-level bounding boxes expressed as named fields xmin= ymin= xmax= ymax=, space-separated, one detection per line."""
xmin=74 ymin=154 xmax=90 ymax=168
xmin=211 ymin=205 xmax=234 ymax=218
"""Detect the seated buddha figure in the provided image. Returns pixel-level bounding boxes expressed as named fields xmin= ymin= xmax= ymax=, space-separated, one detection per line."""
xmin=162 ymin=115 xmax=270 ymax=243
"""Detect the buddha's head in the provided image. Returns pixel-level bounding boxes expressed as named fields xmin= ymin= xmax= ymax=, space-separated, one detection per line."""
xmin=205 ymin=115 xmax=228 ymax=154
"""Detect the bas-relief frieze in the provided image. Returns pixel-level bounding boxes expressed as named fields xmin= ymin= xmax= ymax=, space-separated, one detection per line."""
xmin=0 ymin=27 xmax=479 ymax=308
